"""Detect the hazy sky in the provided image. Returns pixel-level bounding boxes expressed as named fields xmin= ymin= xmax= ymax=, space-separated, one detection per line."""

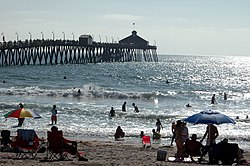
xmin=1 ymin=0 xmax=250 ymax=56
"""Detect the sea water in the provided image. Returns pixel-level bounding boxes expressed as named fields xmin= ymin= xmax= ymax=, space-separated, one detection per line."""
xmin=0 ymin=55 xmax=249 ymax=148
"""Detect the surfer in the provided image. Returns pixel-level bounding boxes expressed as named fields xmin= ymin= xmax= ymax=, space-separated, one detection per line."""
xmin=132 ymin=103 xmax=139 ymax=113
xmin=51 ymin=105 xmax=58 ymax=125
xmin=110 ymin=107 xmax=115 ymax=118
xmin=186 ymin=103 xmax=192 ymax=107
xmin=122 ymin=101 xmax=126 ymax=112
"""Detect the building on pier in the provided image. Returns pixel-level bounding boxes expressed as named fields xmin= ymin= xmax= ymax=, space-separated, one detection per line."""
xmin=0 ymin=31 xmax=158 ymax=66
xmin=119 ymin=30 xmax=148 ymax=47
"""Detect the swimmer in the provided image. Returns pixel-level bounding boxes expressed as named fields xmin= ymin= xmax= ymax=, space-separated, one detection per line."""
xmin=132 ymin=103 xmax=139 ymax=113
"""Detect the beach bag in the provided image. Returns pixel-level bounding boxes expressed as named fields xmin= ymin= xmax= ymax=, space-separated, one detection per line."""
xmin=157 ymin=150 xmax=167 ymax=161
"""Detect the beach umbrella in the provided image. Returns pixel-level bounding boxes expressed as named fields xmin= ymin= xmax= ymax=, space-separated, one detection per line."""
xmin=4 ymin=108 xmax=41 ymax=119
xmin=184 ymin=110 xmax=236 ymax=125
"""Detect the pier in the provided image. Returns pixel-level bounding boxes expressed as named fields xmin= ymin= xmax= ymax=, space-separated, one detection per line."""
xmin=0 ymin=31 xmax=158 ymax=66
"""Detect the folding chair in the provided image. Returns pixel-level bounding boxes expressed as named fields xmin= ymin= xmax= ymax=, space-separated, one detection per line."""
xmin=1 ymin=130 xmax=13 ymax=152
xmin=14 ymin=129 xmax=44 ymax=159
xmin=142 ymin=136 xmax=151 ymax=148
xmin=47 ymin=130 xmax=69 ymax=161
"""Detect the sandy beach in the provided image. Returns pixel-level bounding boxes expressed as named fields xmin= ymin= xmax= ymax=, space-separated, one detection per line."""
xmin=0 ymin=139 xmax=249 ymax=166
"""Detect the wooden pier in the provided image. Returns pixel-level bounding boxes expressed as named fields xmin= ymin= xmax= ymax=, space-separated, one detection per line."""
xmin=0 ymin=31 xmax=158 ymax=66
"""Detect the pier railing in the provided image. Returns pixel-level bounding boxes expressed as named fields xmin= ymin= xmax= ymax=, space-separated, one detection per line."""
xmin=0 ymin=39 xmax=158 ymax=66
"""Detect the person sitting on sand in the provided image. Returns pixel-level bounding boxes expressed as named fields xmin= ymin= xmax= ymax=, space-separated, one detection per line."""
xmin=185 ymin=134 xmax=204 ymax=162
xmin=152 ymin=129 xmax=161 ymax=140
xmin=114 ymin=126 xmax=125 ymax=140
xmin=132 ymin=103 xmax=139 ymax=113
xmin=50 ymin=126 xmax=88 ymax=161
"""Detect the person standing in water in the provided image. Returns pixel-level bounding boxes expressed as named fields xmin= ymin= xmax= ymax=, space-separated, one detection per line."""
xmin=110 ymin=107 xmax=115 ymax=118
xmin=224 ymin=92 xmax=227 ymax=100
xmin=122 ymin=101 xmax=127 ymax=112
xmin=51 ymin=105 xmax=58 ymax=125
xmin=211 ymin=94 xmax=216 ymax=104
xmin=156 ymin=119 xmax=163 ymax=133
xmin=132 ymin=103 xmax=139 ymax=113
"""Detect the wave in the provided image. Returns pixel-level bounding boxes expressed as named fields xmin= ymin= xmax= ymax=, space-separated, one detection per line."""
xmin=0 ymin=85 xmax=165 ymax=100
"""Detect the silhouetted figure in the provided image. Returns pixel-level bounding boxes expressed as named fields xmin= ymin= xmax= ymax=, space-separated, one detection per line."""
xmin=114 ymin=126 xmax=125 ymax=140
xmin=132 ymin=103 xmax=139 ymax=113
xmin=122 ymin=101 xmax=127 ymax=112
xmin=224 ymin=93 xmax=227 ymax=100
xmin=170 ymin=122 xmax=176 ymax=146
xmin=211 ymin=94 xmax=216 ymax=104
xmin=156 ymin=119 xmax=163 ymax=133
xmin=186 ymin=103 xmax=192 ymax=107
xmin=110 ymin=107 xmax=115 ymax=118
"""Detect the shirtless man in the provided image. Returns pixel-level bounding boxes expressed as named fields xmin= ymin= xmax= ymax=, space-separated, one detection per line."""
xmin=200 ymin=124 xmax=219 ymax=146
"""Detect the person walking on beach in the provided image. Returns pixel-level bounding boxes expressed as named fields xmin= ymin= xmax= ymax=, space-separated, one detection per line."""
xmin=170 ymin=122 xmax=176 ymax=146
xmin=181 ymin=122 xmax=189 ymax=143
xmin=51 ymin=105 xmax=58 ymax=125
xmin=132 ymin=103 xmax=139 ymax=113
xmin=211 ymin=94 xmax=216 ymax=104
xmin=175 ymin=120 xmax=185 ymax=161
xmin=156 ymin=119 xmax=163 ymax=133
xmin=110 ymin=107 xmax=115 ymax=118
xmin=18 ymin=103 xmax=25 ymax=127
xmin=122 ymin=101 xmax=127 ymax=112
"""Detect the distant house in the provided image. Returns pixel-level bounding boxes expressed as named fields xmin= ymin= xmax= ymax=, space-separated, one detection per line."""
xmin=119 ymin=31 xmax=149 ymax=47
xmin=79 ymin=35 xmax=93 ymax=45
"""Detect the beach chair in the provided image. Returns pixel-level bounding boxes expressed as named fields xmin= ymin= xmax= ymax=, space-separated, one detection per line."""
xmin=210 ymin=143 xmax=239 ymax=165
xmin=47 ymin=130 xmax=69 ymax=161
xmin=1 ymin=130 xmax=13 ymax=152
xmin=13 ymin=129 xmax=45 ymax=159
xmin=142 ymin=136 xmax=151 ymax=148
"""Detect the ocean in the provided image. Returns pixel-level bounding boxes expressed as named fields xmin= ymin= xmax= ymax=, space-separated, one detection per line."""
xmin=0 ymin=55 xmax=250 ymax=148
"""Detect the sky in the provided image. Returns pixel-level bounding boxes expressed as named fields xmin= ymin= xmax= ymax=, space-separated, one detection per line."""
xmin=1 ymin=0 xmax=250 ymax=56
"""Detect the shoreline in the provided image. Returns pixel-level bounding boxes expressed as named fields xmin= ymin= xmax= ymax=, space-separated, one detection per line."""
xmin=0 ymin=139 xmax=249 ymax=166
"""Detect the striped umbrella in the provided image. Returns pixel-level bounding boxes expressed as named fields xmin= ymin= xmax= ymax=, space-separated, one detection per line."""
xmin=4 ymin=108 xmax=41 ymax=119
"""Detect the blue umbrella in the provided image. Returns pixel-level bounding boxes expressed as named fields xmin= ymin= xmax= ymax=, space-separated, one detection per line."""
xmin=184 ymin=110 xmax=236 ymax=125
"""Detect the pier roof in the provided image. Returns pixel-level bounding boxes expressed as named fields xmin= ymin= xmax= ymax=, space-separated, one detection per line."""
xmin=119 ymin=31 xmax=149 ymax=47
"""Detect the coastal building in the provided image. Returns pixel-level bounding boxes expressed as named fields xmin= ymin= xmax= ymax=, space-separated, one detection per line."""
xmin=119 ymin=30 xmax=149 ymax=47
xmin=79 ymin=35 xmax=93 ymax=45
